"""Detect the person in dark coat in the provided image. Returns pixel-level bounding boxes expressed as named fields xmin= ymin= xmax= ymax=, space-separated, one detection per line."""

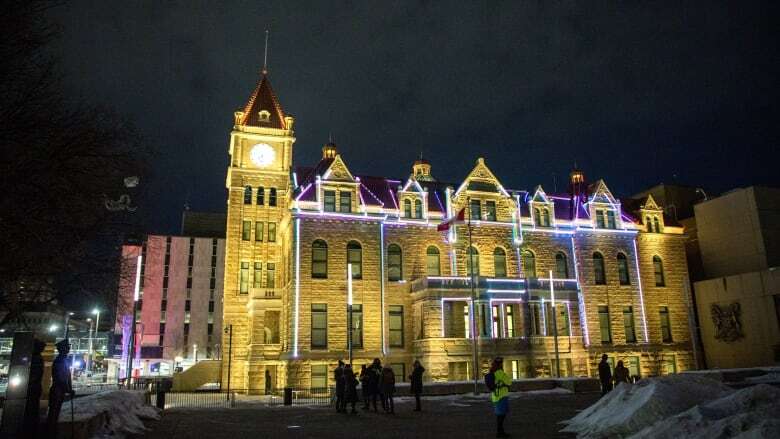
xmin=409 ymin=360 xmax=425 ymax=412
xmin=344 ymin=364 xmax=359 ymax=414
xmin=614 ymin=360 xmax=631 ymax=385
xmin=334 ymin=360 xmax=345 ymax=413
xmin=598 ymin=354 xmax=613 ymax=395
xmin=23 ymin=340 xmax=46 ymax=438
xmin=47 ymin=339 xmax=74 ymax=436
xmin=359 ymin=364 xmax=370 ymax=410
xmin=381 ymin=365 xmax=396 ymax=414
xmin=368 ymin=358 xmax=382 ymax=412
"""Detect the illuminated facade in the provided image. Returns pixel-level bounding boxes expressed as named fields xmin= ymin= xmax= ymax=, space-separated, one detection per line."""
xmin=222 ymin=71 xmax=695 ymax=392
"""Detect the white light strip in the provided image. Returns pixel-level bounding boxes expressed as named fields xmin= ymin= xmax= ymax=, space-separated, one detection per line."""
xmin=632 ymin=239 xmax=650 ymax=342
xmin=549 ymin=270 xmax=555 ymax=305
xmin=540 ymin=298 xmax=547 ymax=336
xmin=486 ymin=289 xmax=527 ymax=294
xmin=293 ymin=218 xmax=301 ymax=357
xmin=537 ymin=278 xmax=578 ymax=283
xmin=380 ymin=223 xmax=386 ymax=355
xmin=487 ymin=278 xmax=525 ymax=283
xmin=347 ymin=264 xmax=353 ymax=305
xmin=428 ymin=276 xmax=471 ymax=281
xmin=570 ymin=236 xmax=590 ymax=346
xmin=133 ymin=254 xmax=142 ymax=301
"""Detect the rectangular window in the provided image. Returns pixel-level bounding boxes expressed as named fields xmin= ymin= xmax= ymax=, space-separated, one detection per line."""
xmin=491 ymin=305 xmax=500 ymax=338
xmin=505 ymin=305 xmax=515 ymax=338
xmin=324 ymin=190 xmax=336 ymax=212
xmin=598 ymin=305 xmax=612 ymax=344
xmin=659 ymin=306 xmax=673 ymax=343
xmin=661 ymin=355 xmax=676 ymax=375
xmin=389 ymin=305 xmax=404 ymax=347
xmin=184 ymin=311 xmax=191 ymax=323
xmin=253 ymin=262 xmax=263 ymax=288
xmin=606 ymin=210 xmax=616 ymax=229
xmin=255 ymin=222 xmax=264 ymax=242
xmin=242 ymin=220 xmax=251 ymax=241
xmin=184 ymin=300 xmax=191 ymax=312
xmin=559 ymin=305 xmax=570 ymax=336
xmin=485 ymin=200 xmax=497 ymax=221
xmin=268 ymin=222 xmax=276 ymax=242
xmin=349 ymin=304 xmax=363 ymax=348
xmin=266 ymin=263 xmax=275 ymax=288
xmin=160 ymin=310 xmax=166 ymax=323
xmin=469 ymin=199 xmax=481 ymax=220
xmin=311 ymin=364 xmax=328 ymax=388
xmin=623 ymin=306 xmax=636 ymax=343
xmin=510 ymin=360 xmax=521 ymax=380
xmin=311 ymin=304 xmax=328 ymax=349
xmin=426 ymin=251 xmax=440 ymax=276
xmin=530 ymin=303 xmax=542 ymax=336
xmin=627 ymin=356 xmax=640 ymax=379
xmin=269 ymin=188 xmax=277 ymax=206
xmin=186 ymin=277 xmax=192 ymax=289
xmin=159 ymin=323 xmax=165 ymax=346
xmin=240 ymin=262 xmax=250 ymax=294
xmin=339 ymin=191 xmax=351 ymax=213
xmin=464 ymin=305 xmax=470 ymax=339
xmin=596 ymin=209 xmax=605 ymax=228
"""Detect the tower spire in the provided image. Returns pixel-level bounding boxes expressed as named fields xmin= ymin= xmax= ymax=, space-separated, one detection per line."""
xmin=262 ymin=30 xmax=270 ymax=74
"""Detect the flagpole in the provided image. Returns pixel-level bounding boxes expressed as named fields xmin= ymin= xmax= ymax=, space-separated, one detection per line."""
xmin=467 ymin=198 xmax=479 ymax=395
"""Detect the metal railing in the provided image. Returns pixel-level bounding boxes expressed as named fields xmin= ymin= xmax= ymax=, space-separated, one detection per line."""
xmin=263 ymin=387 xmax=333 ymax=406
xmin=155 ymin=391 xmax=235 ymax=409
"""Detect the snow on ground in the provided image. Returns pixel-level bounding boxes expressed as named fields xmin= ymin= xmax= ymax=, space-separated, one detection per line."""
xmin=630 ymin=384 xmax=780 ymax=439
xmin=560 ymin=374 xmax=732 ymax=438
xmin=66 ymin=390 xmax=160 ymax=438
xmin=745 ymin=372 xmax=780 ymax=384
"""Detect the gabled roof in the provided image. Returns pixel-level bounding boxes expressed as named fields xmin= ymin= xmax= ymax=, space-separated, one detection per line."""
xmin=239 ymin=73 xmax=287 ymax=129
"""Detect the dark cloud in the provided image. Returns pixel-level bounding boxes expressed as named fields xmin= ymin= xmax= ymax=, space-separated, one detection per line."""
xmin=50 ymin=1 xmax=780 ymax=232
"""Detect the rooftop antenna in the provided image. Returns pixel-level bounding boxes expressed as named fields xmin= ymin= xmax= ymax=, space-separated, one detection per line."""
xmin=329 ymin=132 xmax=334 ymax=143
xmin=262 ymin=30 xmax=270 ymax=74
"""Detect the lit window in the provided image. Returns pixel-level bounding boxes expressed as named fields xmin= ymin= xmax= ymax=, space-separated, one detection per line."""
xmin=311 ymin=364 xmax=328 ymax=388
xmin=350 ymin=304 xmax=363 ymax=348
xmin=240 ymin=262 xmax=249 ymax=294
xmin=242 ymin=220 xmax=251 ymax=241
xmin=253 ymin=262 xmax=262 ymax=288
xmin=426 ymin=246 xmax=440 ymax=276
xmin=493 ymin=247 xmax=507 ymax=278
xmin=388 ymin=244 xmax=403 ymax=281
xmin=268 ymin=222 xmax=276 ymax=242
xmin=312 ymin=240 xmax=328 ymax=278
xmin=255 ymin=222 xmax=264 ymax=242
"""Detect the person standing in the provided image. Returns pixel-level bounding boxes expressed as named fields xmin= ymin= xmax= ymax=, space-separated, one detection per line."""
xmin=488 ymin=357 xmax=512 ymax=438
xmin=46 ymin=339 xmax=74 ymax=436
xmin=359 ymin=364 xmax=370 ymax=410
xmin=334 ymin=360 xmax=346 ymax=413
xmin=23 ymin=340 xmax=45 ymax=438
xmin=614 ymin=360 xmax=630 ymax=385
xmin=344 ymin=364 xmax=359 ymax=414
xmin=381 ymin=364 xmax=396 ymax=414
xmin=409 ymin=360 xmax=425 ymax=412
xmin=598 ymin=354 xmax=613 ymax=395
xmin=368 ymin=358 xmax=382 ymax=412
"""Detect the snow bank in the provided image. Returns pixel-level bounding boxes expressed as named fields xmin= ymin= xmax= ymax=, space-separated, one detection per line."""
xmin=560 ymin=374 xmax=731 ymax=438
xmin=630 ymin=384 xmax=780 ymax=439
xmin=745 ymin=372 xmax=780 ymax=384
xmin=64 ymin=390 xmax=160 ymax=438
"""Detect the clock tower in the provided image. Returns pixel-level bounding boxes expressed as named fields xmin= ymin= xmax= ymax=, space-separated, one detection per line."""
xmin=223 ymin=70 xmax=295 ymax=392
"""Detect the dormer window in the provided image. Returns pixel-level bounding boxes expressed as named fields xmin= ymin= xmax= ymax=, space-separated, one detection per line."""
xmin=469 ymin=199 xmax=481 ymax=220
xmin=644 ymin=215 xmax=662 ymax=233
xmin=414 ymin=199 xmax=422 ymax=219
xmin=324 ymin=190 xmax=336 ymax=212
xmin=595 ymin=209 xmax=617 ymax=229
xmin=485 ymin=201 xmax=497 ymax=221
xmin=339 ymin=191 xmax=351 ymax=213
xmin=258 ymin=110 xmax=271 ymax=123
xmin=404 ymin=199 xmax=411 ymax=218
xmin=534 ymin=207 xmax=551 ymax=227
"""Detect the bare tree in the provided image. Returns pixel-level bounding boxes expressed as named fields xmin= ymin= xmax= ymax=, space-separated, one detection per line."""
xmin=0 ymin=1 xmax=150 ymax=326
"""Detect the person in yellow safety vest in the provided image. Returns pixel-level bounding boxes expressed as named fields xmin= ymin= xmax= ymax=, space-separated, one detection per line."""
xmin=489 ymin=357 xmax=512 ymax=437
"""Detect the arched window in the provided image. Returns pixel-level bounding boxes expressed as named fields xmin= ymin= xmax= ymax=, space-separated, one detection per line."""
xmin=646 ymin=216 xmax=652 ymax=232
xmin=347 ymin=241 xmax=362 ymax=279
xmin=617 ymin=253 xmax=630 ymax=285
xmin=542 ymin=209 xmax=551 ymax=227
xmin=256 ymin=187 xmax=265 ymax=205
xmin=243 ymin=186 xmax=252 ymax=204
xmin=388 ymin=244 xmax=403 ymax=281
xmin=467 ymin=246 xmax=480 ymax=277
xmin=311 ymin=240 xmax=328 ymax=279
xmin=534 ymin=208 xmax=542 ymax=226
xmin=653 ymin=256 xmax=665 ymax=286
xmin=555 ymin=252 xmax=568 ymax=279
xmin=593 ymin=252 xmax=606 ymax=285
xmin=414 ymin=199 xmax=423 ymax=219
xmin=522 ymin=250 xmax=536 ymax=279
xmin=426 ymin=246 xmax=440 ymax=276
xmin=493 ymin=247 xmax=507 ymax=278
xmin=653 ymin=217 xmax=661 ymax=233
xmin=403 ymin=199 xmax=411 ymax=218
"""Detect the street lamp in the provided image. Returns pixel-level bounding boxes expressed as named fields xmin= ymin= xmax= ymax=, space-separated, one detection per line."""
xmin=91 ymin=308 xmax=101 ymax=377
xmin=87 ymin=318 xmax=94 ymax=375
xmin=48 ymin=324 xmax=58 ymax=333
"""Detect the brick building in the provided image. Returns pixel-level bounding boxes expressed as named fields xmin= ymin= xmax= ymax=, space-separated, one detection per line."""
xmin=220 ymin=70 xmax=696 ymax=393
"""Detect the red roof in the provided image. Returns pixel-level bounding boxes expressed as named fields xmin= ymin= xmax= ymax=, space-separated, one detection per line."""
xmin=239 ymin=73 xmax=286 ymax=129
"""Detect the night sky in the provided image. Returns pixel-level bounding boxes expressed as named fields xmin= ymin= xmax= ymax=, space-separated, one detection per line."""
xmin=49 ymin=1 xmax=779 ymax=234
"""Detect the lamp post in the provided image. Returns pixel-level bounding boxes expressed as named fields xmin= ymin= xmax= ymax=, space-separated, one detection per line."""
xmin=224 ymin=324 xmax=233 ymax=397
xmin=549 ymin=270 xmax=561 ymax=378
xmin=92 ymin=308 xmax=101 ymax=378
xmin=87 ymin=318 xmax=94 ymax=375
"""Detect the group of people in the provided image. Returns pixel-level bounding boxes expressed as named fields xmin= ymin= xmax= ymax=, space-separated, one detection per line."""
xmin=598 ymin=354 xmax=633 ymax=395
xmin=333 ymin=359 xmax=426 ymax=415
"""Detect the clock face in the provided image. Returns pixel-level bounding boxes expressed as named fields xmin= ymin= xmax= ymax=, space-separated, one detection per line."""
xmin=250 ymin=143 xmax=275 ymax=167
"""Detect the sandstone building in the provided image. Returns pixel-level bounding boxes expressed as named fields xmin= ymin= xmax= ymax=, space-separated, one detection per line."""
xmin=222 ymin=70 xmax=696 ymax=392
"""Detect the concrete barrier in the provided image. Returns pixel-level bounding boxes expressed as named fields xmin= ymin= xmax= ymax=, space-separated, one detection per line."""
xmin=391 ymin=377 xmax=598 ymax=396
xmin=172 ymin=360 xmax=221 ymax=391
